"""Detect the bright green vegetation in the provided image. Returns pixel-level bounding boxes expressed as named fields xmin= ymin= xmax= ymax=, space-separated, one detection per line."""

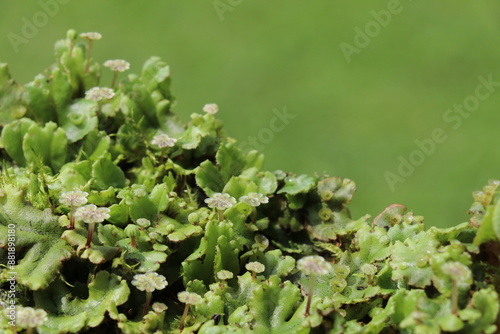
xmin=0 ymin=31 xmax=499 ymax=334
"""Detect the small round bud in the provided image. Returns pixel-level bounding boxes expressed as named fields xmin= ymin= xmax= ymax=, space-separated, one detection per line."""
xmin=318 ymin=208 xmax=332 ymax=222
xmin=416 ymin=255 xmax=428 ymax=268
xmin=148 ymin=232 xmax=161 ymax=241
xmin=202 ymin=103 xmax=218 ymax=115
xmin=360 ymin=263 xmax=377 ymax=276
xmin=132 ymin=187 xmax=147 ymax=198
xmin=320 ymin=190 xmax=334 ymax=201
xmin=136 ymin=218 xmax=151 ymax=228
xmin=125 ymin=224 xmax=141 ymax=238
xmin=66 ymin=29 xmax=77 ymax=40
xmin=274 ymin=170 xmax=287 ymax=180
xmin=254 ymin=234 xmax=269 ymax=249
xmin=188 ymin=212 xmax=200 ymax=224
xmin=330 ymin=278 xmax=347 ymax=293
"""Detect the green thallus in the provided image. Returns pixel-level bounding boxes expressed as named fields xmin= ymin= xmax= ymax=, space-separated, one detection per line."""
xmin=1 ymin=29 xmax=499 ymax=333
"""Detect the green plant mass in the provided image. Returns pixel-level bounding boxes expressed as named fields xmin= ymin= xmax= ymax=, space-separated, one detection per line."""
xmin=0 ymin=31 xmax=499 ymax=334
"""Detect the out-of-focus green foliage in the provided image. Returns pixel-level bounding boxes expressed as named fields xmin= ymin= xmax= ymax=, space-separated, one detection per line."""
xmin=0 ymin=32 xmax=499 ymax=334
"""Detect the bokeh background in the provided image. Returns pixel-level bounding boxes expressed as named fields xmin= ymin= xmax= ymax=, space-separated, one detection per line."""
xmin=1 ymin=1 xmax=500 ymax=227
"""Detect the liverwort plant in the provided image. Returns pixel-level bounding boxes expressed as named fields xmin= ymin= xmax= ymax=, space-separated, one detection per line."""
xmin=132 ymin=272 xmax=168 ymax=316
xmin=136 ymin=218 xmax=151 ymax=229
xmin=151 ymin=134 xmax=177 ymax=164
xmin=204 ymin=192 xmax=236 ymax=221
xmin=216 ymin=270 xmax=234 ymax=281
xmin=152 ymin=302 xmax=168 ymax=314
xmin=85 ymin=86 xmax=115 ymax=118
xmin=202 ymin=103 xmax=219 ymax=115
xmin=85 ymin=86 xmax=115 ymax=102
xmin=59 ymin=190 xmax=88 ymax=230
xmin=245 ymin=261 xmax=265 ymax=280
xmin=297 ymin=255 xmax=332 ymax=316
xmin=1 ymin=31 xmax=500 ymax=334
xmin=240 ymin=192 xmax=269 ymax=223
xmin=151 ymin=134 xmax=176 ymax=149
xmin=177 ymin=291 xmax=203 ymax=331
xmin=125 ymin=224 xmax=141 ymax=249
xmin=318 ymin=207 xmax=333 ymax=222
xmin=216 ymin=270 xmax=234 ymax=288
xmin=360 ymin=263 xmax=378 ymax=283
xmin=240 ymin=192 xmax=269 ymax=207
xmin=16 ymin=307 xmax=48 ymax=334
xmin=74 ymin=204 xmax=110 ymax=248
xmin=79 ymin=32 xmax=102 ymax=73
xmin=441 ymin=262 xmax=473 ymax=314
xmin=103 ymin=59 xmax=130 ymax=88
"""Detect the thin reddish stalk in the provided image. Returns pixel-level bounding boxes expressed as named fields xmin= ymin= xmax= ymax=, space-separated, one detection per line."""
xmin=305 ymin=274 xmax=316 ymax=316
xmin=85 ymin=223 xmax=95 ymax=248
xmin=179 ymin=303 xmax=190 ymax=331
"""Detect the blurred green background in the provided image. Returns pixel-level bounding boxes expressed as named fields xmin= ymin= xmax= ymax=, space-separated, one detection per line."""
xmin=1 ymin=1 xmax=500 ymax=227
